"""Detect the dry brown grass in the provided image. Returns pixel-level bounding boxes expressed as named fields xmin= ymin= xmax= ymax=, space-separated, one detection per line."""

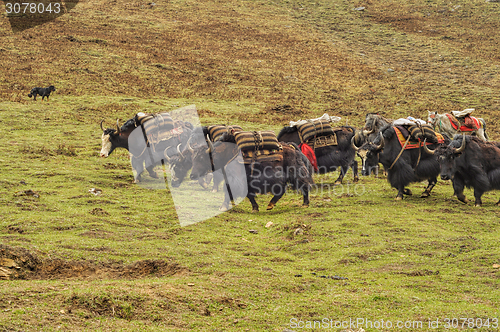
xmin=1 ymin=0 xmax=499 ymax=134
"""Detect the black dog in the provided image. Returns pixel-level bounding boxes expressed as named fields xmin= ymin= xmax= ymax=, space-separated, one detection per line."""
xmin=28 ymin=85 xmax=56 ymax=101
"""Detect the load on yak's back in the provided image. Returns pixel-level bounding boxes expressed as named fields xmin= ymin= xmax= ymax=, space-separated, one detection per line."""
xmin=427 ymin=108 xmax=488 ymax=141
xmin=277 ymin=113 xmax=359 ymax=184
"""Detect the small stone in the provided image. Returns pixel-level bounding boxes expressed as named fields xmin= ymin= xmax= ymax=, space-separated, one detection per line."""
xmin=293 ymin=228 xmax=303 ymax=236
xmin=354 ymin=6 xmax=366 ymax=11
xmin=89 ymin=188 xmax=102 ymax=196
xmin=249 ymin=229 xmax=258 ymax=234
xmin=493 ymin=264 xmax=500 ymax=269
xmin=265 ymin=221 xmax=273 ymax=228
xmin=187 ymin=283 xmax=195 ymax=286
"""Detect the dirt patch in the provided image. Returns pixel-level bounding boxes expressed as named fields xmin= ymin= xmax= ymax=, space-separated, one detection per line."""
xmin=399 ymin=269 xmax=440 ymax=277
xmin=218 ymin=296 xmax=248 ymax=309
xmin=0 ymin=244 xmax=186 ymax=280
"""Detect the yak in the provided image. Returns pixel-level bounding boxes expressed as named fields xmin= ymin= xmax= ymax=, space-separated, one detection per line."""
xmin=425 ymin=135 xmax=500 ymax=206
xmin=277 ymin=125 xmax=359 ymax=184
xmin=189 ymin=132 xmax=314 ymax=212
xmin=352 ymin=125 xmax=450 ymax=200
xmin=164 ymin=126 xmax=224 ymax=190
xmin=99 ymin=115 xmax=192 ymax=183
xmin=358 ymin=113 xmax=393 ymax=176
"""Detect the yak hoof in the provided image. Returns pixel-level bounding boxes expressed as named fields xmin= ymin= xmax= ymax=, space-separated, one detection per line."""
xmin=496 ymin=201 xmax=500 ymax=206
xmin=149 ymin=172 xmax=159 ymax=179
xmin=395 ymin=196 xmax=403 ymax=201
xmin=302 ymin=204 xmax=309 ymax=208
xmin=420 ymin=192 xmax=430 ymax=198
xmin=474 ymin=203 xmax=482 ymax=207
xmin=251 ymin=209 xmax=259 ymax=213
xmin=334 ymin=180 xmax=342 ymax=186
xmin=267 ymin=203 xmax=275 ymax=210
xmin=353 ymin=176 xmax=359 ymax=182
xmin=219 ymin=205 xmax=228 ymax=212
xmin=403 ymin=189 xmax=412 ymax=195
xmin=211 ymin=188 xmax=218 ymax=193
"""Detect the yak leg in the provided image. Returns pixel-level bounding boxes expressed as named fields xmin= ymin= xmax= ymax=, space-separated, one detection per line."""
xmin=403 ymin=188 xmax=413 ymax=196
xmin=146 ymin=164 xmax=158 ymax=179
xmin=473 ymin=189 xmax=484 ymax=207
xmin=219 ymin=189 xmax=232 ymax=212
xmin=334 ymin=166 xmax=347 ymax=185
xmin=267 ymin=184 xmax=286 ymax=210
xmin=301 ymin=185 xmax=310 ymax=207
xmin=247 ymin=193 xmax=259 ymax=213
xmin=453 ymin=178 xmax=468 ymax=204
xmin=420 ymin=178 xmax=437 ymax=198
xmin=212 ymin=172 xmax=224 ymax=193
xmin=351 ymin=160 xmax=359 ymax=182
xmin=395 ymin=185 xmax=405 ymax=200
xmin=131 ymin=158 xmax=145 ymax=183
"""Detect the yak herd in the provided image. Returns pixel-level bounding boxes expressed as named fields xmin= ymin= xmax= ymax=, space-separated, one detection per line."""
xmin=100 ymin=110 xmax=500 ymax=211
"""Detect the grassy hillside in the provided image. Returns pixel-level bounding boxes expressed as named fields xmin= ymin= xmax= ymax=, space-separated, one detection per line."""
xmin=1 ymin=0 xmax=500 ymax=331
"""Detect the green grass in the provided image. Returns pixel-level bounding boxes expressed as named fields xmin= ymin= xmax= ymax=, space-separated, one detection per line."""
xmin=1 ymin=97 xmax=500 ymax=331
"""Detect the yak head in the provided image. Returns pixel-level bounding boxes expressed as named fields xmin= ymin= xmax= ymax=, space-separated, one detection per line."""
xmin=164 ymin=142 xmax=193 ymax=188
xmin=352 ymin=132 xmax=385 ymax=176
xmin=423 ymin=134 xmax=466 ymax=181
xmin=190 ymin=136 xmax=238 ymax=180
xmin=363 ymin=113 xmax=391 ymax=137
xmin=427 ymin=111 xmax=438 ymax=128
xmin=99 ymin=118 xmax=138 ymax=157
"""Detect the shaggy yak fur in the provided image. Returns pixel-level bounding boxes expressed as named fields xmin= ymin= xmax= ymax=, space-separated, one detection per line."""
xmin=434 ymin=135 xmax=500 ymax=206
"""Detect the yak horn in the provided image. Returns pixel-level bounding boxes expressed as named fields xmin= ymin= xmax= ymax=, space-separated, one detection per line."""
xmin=363 ymin=128 xmax=375 ymax=136
xmin=375 ymin=132 xmax=385 ymax=151
xmin=453 ymin=134 xmax=466 ymax=154
xmin=351 ymin=135 xmax=360 ymax=152
xmin=100 ymin=119 xmax=105 ymax=131
xmin=206 ymin=134 xmax=214 ymax=153
xmin=176 ymin=143 xmax=184 ymax=158
xmin=422 ymin=139 xmax=435 ymax=155
xmin=164 ymin=146 xmax=172 ymax=162
xmin=116 ymin=119 xmax=121 ymax=134
xmin=186 ymin=138 xmax=195 ymax=153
